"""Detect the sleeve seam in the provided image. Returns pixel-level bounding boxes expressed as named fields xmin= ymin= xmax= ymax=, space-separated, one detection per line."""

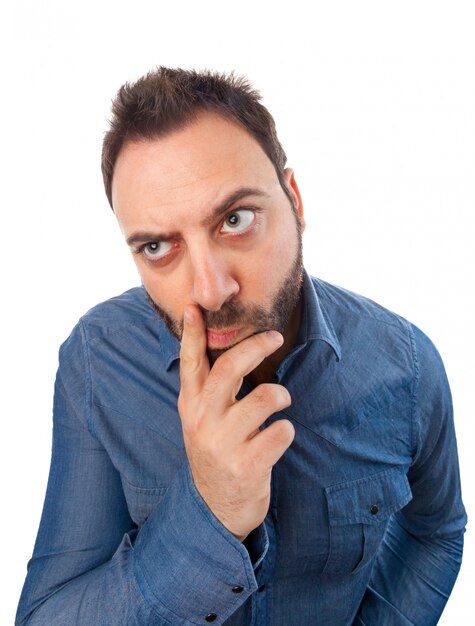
xmin=407 ymin=321 xmax=421 ymax=462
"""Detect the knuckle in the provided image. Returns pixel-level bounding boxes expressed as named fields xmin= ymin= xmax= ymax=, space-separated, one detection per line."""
xmin=227 ymin=456 xmax=244 ymax=481
xmin=212 ymin=352 xmax=235 ymax=379
xmin=253 ymin=384 xmax=290 ymax=410
xmin=231 ymin=404 xmax=248 ymax=428
xmin=201 ymin=376 xmax=219 ymax=401
xmin=233 ymin=405 xmax=261 ymax=435
xmin=251 ymin=387 xmax=271 ymax=408
xmin=180 ymin=353 xmax=199 ymax=377
xmin=233 ymin=333 xmax=267 ymax=358
xmin=250 ymin=332 xmax=269 ymax=353
xmin=233 ymin=340 xmax=253 ymax=357
xmin=204 ymin=435 xmax=222 ymax=460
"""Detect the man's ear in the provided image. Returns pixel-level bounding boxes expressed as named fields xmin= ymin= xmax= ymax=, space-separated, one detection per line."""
xmin=283 ymin=168 xmax=306 ymax=232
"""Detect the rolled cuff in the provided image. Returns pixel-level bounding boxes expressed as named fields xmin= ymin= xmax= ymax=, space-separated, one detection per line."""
xmin=133 ymin=462 xmax=268 ymax=625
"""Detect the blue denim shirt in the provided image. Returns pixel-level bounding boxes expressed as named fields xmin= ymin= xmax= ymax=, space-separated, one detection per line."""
xmin=17 ymin=272 xmax=466 ymax=625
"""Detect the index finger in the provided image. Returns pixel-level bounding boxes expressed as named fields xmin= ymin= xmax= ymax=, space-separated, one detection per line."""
xmin=179 ymin=305 xmax=210 ymax=398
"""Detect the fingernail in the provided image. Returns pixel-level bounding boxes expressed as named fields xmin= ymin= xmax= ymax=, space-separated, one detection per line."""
xmin=267 ymin=330 xmax=283 ymax=343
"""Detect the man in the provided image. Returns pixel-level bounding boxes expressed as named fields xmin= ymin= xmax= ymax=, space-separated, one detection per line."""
xmin=17 ymin=67 xmax=466 ymax=625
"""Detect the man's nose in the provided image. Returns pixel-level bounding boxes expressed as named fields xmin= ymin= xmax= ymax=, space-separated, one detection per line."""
xmin=189 ymin=246 xmax=239 ymax=312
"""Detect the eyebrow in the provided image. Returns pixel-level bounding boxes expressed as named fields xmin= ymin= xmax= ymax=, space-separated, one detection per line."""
xmin=126 ymin=186 xmax=270 ymax=247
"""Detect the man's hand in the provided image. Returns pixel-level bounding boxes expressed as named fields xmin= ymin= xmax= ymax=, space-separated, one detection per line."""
xmin=178 ymin=305 xmax=295 ymax=541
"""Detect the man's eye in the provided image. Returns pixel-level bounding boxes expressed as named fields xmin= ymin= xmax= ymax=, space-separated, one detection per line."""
xmin=142 ymin=241 xmax=172 ymax=259
xmin=221 ymin=209 xmax=255 ymax=233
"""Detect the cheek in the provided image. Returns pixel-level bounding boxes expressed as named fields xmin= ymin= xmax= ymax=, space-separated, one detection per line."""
xmin=239 ymin=238 xmax=291 ymax=299
xmin=261 ymin=223 xmax=298 ymax=271
xmin=138 ymin=264 xmax=188 ymax=319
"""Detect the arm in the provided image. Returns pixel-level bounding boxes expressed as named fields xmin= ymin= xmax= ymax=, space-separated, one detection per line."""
xmin=355 ymin=324 xmax=467 ymax=626
xmin=16 ymin=323 xmax=268 ymax=626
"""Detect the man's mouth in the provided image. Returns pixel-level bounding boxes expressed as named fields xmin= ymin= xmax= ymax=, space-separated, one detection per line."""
xmin=206 ymin=327 xmax=243 ymax=348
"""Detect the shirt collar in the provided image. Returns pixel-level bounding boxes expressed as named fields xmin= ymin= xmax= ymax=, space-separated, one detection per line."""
xmin=156 ymin=269 xmax=341 ymax=372
xmin=296 ymin=270 xmax=341 ymax=361
xmin=157 ymin=315 xmax=181 ymax=372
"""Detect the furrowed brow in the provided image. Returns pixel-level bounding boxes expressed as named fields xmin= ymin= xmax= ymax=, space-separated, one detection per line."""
xmin=126 ymin=230 xmax=178 ymax=247
xmin=125 ymin=187 xmax=269 ymax=247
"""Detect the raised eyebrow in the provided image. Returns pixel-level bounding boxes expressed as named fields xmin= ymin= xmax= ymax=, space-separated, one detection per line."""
xmin=126 ymin=187 xmax=269 ymax=247
xmin=200 ymin=187 xmax=270 ymax=228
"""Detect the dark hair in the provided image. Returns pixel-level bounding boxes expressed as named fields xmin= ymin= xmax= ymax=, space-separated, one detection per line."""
xmin=101 ymin=67 xmax=289 ymax=209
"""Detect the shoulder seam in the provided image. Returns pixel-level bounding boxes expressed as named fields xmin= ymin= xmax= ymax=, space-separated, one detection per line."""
xmin=312 ymin=277 xmax=407 ymax=331
xmin=78 ymin=320 xmax=96 ymax=439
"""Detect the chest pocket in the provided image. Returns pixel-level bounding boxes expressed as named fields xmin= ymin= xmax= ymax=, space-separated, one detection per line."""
xmin=323 ymin=467 xmax=412 ymax=576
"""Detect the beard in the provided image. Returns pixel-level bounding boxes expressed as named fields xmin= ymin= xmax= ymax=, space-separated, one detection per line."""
xmin=147 ymin=229 xmax=304 ymax=364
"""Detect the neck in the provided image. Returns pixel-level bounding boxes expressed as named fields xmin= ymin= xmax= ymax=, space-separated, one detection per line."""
xmin=246 ymin=298 xmax=302 ymax=387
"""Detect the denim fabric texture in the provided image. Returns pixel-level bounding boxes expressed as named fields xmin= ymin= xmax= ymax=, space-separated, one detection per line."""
xmin=16 ymin=272 xmax=467 ymax=625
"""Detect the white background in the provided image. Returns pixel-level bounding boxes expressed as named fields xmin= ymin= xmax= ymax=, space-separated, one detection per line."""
xmin=1 ymin=1 xmax=473 ymax=623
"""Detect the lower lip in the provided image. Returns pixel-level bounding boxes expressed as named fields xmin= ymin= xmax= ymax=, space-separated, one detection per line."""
xmin=206 ymin=328 xmax=242 ymax=348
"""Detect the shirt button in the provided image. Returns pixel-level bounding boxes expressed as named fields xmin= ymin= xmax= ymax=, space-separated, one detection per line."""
xmin=205 ymin=614 xmax=217 ymax=622
xmin=231 ymin=585 xmax=244 ymax=594
xmin=370 ymin=504 xmax=379 ymax=515
xmin=258 ymin=584 xmax=266 ymax=592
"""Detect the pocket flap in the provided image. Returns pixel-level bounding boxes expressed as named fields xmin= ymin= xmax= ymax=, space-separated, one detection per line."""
xmin=325 ymin=467 xmax=412 ymax=526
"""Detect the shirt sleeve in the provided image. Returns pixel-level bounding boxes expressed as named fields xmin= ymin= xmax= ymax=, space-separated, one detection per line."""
xmin=16 ymin=323 xmax=268 ymax=626
xmin=355 ymin=323 xmax=467 ymax=625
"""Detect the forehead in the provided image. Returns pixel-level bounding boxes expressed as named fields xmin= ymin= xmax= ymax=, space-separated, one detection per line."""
xmin=112 ymin=112 xmax=280 ymax=229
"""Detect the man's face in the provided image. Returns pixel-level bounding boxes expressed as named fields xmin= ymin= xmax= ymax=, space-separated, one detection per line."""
xmin=112 ymin=112 xmax=305 ymax=360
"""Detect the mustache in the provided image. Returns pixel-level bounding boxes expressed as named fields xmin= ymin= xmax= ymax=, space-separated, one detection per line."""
xmin=199 ymin=298 xmax=271 ymax=330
